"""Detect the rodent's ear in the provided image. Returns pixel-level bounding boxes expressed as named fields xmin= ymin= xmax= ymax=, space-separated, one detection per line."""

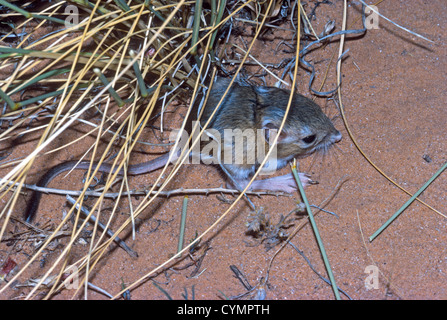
xmin=263 ymin=122 xmax=288 ymax=144
xmin=255 ymin=86 xmax=277 ymax=106
xmin=256 ymin=86 xmax=276 ymax=94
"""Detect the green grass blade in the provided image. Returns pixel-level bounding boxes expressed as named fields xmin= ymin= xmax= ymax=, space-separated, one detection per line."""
xmin=291 ymin=164 xmax=341 ymax=300
xmin=369 ymin=161 xmax=447 ymax=241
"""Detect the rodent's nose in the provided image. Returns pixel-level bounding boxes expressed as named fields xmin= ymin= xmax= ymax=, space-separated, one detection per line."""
xmin=332 ymin=131 xmax=342 ymax=143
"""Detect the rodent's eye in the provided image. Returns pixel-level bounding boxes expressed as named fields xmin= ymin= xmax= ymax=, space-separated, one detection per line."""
xmin=302 ymin=134 xmax=316 ymax=144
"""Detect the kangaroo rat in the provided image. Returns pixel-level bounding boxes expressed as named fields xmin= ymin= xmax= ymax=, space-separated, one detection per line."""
xmin=24 ymin=77 xmax=341 ymax=222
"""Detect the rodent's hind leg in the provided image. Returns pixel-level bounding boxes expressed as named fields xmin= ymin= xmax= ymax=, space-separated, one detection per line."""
xmin=231 ymin=172 xmax=312 ymax=193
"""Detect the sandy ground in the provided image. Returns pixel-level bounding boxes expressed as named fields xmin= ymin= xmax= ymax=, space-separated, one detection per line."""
xmin=0 ymin=0 xmax=446 ymax=300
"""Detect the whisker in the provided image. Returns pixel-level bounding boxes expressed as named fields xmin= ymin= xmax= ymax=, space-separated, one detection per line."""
xmin=333 ymin=143 xmax=345 ymax=156
xmin=325 ymin=141 xmax=343 ymax=169
xmin=306 ymin=149 xmax=320 ymax=172
xmin=330 ymin=114 xmax=342 ymax=125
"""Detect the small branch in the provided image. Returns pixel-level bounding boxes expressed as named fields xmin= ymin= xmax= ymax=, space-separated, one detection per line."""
xmin=9 ymin=181 xmax=290 ymax=199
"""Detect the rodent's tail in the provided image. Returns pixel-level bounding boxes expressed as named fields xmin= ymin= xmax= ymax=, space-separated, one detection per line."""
xmin=24 ymin=160 xmax=119 ymax=223
xmin=24 ymin=153 xmax=175 ymax=223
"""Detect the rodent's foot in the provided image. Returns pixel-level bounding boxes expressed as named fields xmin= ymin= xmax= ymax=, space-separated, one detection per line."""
xmin=230 ymin=172 xmax=311 ymax=193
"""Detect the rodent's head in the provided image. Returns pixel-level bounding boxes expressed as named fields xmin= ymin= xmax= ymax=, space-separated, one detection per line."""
xmin=255 ymin=86 xmax=342 ymax=160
